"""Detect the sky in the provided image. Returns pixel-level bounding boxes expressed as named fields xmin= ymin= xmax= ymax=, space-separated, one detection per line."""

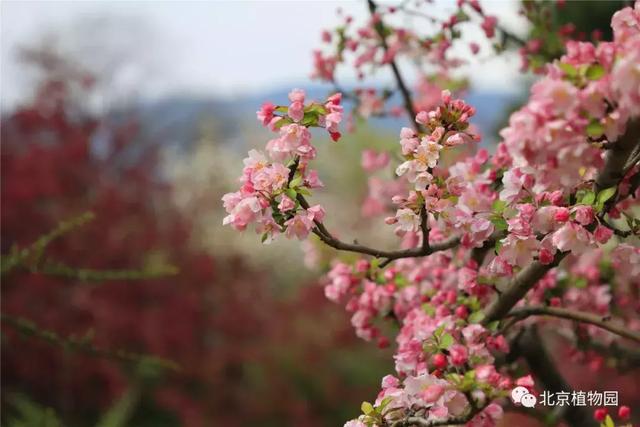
xmin=1 ymin=0 xmax=527 ymax=110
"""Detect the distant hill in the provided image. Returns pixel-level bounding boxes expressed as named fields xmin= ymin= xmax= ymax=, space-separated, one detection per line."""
xmin=123 ymin=84 xmax=519 ymax=152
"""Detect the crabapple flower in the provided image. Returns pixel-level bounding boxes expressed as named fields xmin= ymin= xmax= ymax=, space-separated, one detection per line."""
xmin=223 ymin=91 xmax=342 ymax=242
xmin=230 ymin=4 xmax=640 ymax=427
xmin=361 ymin=149 xmax=390 ymax=172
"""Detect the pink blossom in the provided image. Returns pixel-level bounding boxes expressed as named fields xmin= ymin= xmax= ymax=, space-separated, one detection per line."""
xmin=361 ymin=149 xmax=390 ymax=172
xmin=305 ymin=170 xmax=324 ymax=188
xmin=538 ymin=248 xmax=555 ymax=264
xmin=287 ymin=89 xmax=306 ymax=122
xmin=395 ymin=208 xmax=420 ymax=232
xmin=552 ymin=222 xmax=591 ymax=253
xmin=594 ymin=225 xmax=613 ymax=244
xmin=284 ymin=212 xmax=314 ymax=239
xmin=554 ymin=207 xmax=570 ymax=223
xmin=222 ymin=196 xmax=262 ymax=231
xmin=278 ymin=195 xmax=295 ymax=212
xmin=307 ymin=204 xmax=326 ymax=222
xmin=256 ymin=102 xmax=275 ymax=126
xmin=481 ymin=16 xmax=497 ymax=38
xmin=500 ymin=235 xmax=540 ymax=267
xmin=449 ymin=344 xmax=468 ymax=366
xmin=516 ymin=375 xmax=535 ymax=388
xmin=382 ymin=374 xmax=400 ymax=389
xmin=573 ymin=205 xmax=595 ymax=225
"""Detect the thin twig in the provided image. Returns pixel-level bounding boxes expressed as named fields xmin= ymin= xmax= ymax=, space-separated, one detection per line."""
xmin=367 ymin=0 xmax=422 ymax=132
xmin=505 ymin=306 xmax=640 ymax=343
xmin=2 ymin=314 xmax=180 ymax=371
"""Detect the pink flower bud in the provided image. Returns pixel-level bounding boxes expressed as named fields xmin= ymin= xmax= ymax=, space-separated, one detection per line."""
xmin=415 ymin=111 xmax=429 ymax=125
xmin=454 ymin=305 xmax=468 ymax=319
xmin=449 ymin=344 xmax=468 ymax=366
xmin=549 ymin=190 xmax=564 ymax=205
xmin=538 ymin=248 xmax=555 ymax=264
xmin=554 ymin=207 xmax=570 ymax=222
xmin=377 ymin=336 xmax=390 ymax=349
xmin=422 ymin=384 xmax=445 ymax=403
xmin=594 ymin=408 xmax=607 ymax=422
xmin=574 ymin=205 xmax=594 ymax=225
xmin=618 ymin=406 xmax=631 ymax=421
xmin=432 ymin=353 xmax=447 ymax=369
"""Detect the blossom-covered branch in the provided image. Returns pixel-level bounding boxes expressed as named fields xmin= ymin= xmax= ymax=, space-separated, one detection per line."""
xmin=484 ymin=120 xmax=640 ymax=323
xmin=224 ymin=2 xmax=640 ymax=426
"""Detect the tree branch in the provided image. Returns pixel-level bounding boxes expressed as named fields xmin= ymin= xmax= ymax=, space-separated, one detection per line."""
xmin=483 ymin=251 xmax=567 ymax=323
xmin=505 ymin=306 xmax=640 ymax=343
xmin=1 ymin=314 xmax=180 ymax=371
xmin=516 ymin=327 xmax=597 ymax=427
xmin=300 ymin=188 xmax=458 ymax=259
xmin=389 ymin=402 xmax=489 ymax=427
xmin=367 ymin=0 xmax=422 ymax=132
xmin=484 ymin=120 xmax=640 ymax=323
xmin=419 ymin=204 xmax=430 ymax=252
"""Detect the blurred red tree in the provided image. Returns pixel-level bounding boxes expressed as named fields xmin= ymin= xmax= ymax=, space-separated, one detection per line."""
xmin=1 ymin=49 xmax=386 ymax=427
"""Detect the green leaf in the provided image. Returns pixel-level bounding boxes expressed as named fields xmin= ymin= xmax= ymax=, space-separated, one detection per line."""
xmin=574 ymin=277 xmax=587 ymax=289
xmin=585 ymin=64 xmax=605 ymax=80
xmin=96 ymin=386 xmax=141 ymax=427
xmin=273 ymin=117 xmax=292 ymax=130
xmin=468 ymin=311 xmax=485 ymax=324
xmin=604 ymin=414 xmax=615 ymax=427
xmin=304 ymin=103 xmax=327 ymax=115
xmin=579 ymin=190 xmax=596 ymax=206
xmin=487 ymin=320 xmax=500 ymax=332
xmin=301 ymin=114 xmax=319 ymax=127
xmin=284 ymin=188 xmax=297 ymax=200
xmin=297 ymin=187 xmax=311 ymax=196
xmin=361 ymin=401 xmax=374 ymax=415
xmin=558 ymin=62 xmax=577 ymax=77
xmin=439 ymin=333 xmax=454 ymax=349
xmin=422 ymin=303 xmax=435 ymax=316
xmin=378 ymin=396 xmax=393 ymax=411
xmin=491 ymin=200 xmax=506 ymax=214
xmin=490 ymin=216 xmax=508 ymax=231
xmin=586 ymin=121 xmax=605 ymax=137
xmin=289 ymin=177 xmax=302 ymax=188
xmin=596 ymin=187 xmax=616 ymax=207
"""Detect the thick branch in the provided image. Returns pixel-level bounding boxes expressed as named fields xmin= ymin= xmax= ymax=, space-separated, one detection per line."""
xmin=483 ymin=251 xmax=566 ymax=322
xmin=367 ymin=0 xmax=422 ymax=132
xmin=596 ymin=121 xmax=640 ymax=191
xmin=484 ymin=121 xmax=640 ymax=323
xmin=506 ymin=306 xmax=640 ymax=343
xmin=516 ymin=327 xmax=597 ymax=427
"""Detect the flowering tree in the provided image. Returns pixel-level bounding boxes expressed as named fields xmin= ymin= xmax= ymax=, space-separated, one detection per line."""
xmin=223 ymin=1 xmax=640 ymax=426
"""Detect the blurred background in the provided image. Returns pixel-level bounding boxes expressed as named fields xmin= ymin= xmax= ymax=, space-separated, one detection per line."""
xmin=1 ymin=1 xmax=631 ymax=426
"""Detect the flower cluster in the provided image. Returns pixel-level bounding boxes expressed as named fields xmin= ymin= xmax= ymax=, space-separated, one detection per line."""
xmin=222 ymin=90 xmax=342 ymax=241
xmin=327 ymin=253 xmax=518 ymax=426
xmin=387 ymin=90 xmax=480 ymax=236
xmin=225 ymin=2 xmax=640 ymax=427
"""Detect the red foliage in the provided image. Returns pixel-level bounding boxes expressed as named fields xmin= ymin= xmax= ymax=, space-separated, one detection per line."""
xmin=1 ymin=51 xmax=383 ymax=426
